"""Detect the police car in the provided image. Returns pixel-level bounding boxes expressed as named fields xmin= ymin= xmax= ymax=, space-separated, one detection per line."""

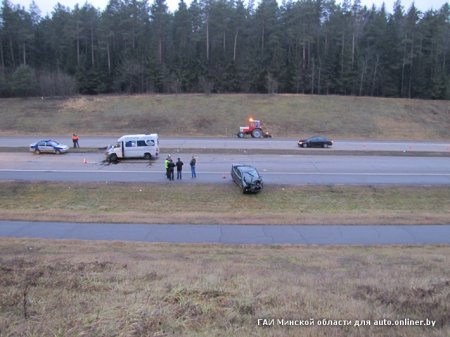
xmin=30 ymin=139 xmax=69 ymax=154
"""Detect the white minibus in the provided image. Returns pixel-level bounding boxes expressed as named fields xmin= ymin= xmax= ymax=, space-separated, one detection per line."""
xmin=106 ymin=134 xmax=159 ymax=162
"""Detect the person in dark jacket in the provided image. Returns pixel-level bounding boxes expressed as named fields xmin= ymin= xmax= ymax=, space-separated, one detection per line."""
xmin=190 ymin=155 xmax=196 ymax=178
xmin=176 ymin=158 xmax=184 ymax=180
xmin=168 ymin=159 xmax=175 ymax=181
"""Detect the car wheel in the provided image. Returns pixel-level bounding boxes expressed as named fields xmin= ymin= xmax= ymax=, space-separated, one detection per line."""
xmin=303 ymin=143 xmax=308 ymax=148
xmin=55 ymin=149 xmax=61 ymax=154
xmin=322 ymin=144 xmax=326 ymax=148
xmin=144 ymin=153 xmax=151 ymax=160
xmin=110 ymin=153 xmax=118 ymax=162
xmin=238 ymin=132 xmax=244 ymax=138
xmin=34 ymin=149 xmax=41 ymax=154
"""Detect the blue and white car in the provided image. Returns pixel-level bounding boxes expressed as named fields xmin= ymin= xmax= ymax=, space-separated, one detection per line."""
xmin=30 ymin=139 xmax=69 ymax=154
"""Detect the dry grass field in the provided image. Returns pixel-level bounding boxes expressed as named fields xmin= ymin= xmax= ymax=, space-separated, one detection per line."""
xmin=0 ymin=94 xmax=448 ymax=139
xmin=0 ymin=182 xmax=449 ymax=225
xmin=1 ymin=239 xmax=449 ymax=337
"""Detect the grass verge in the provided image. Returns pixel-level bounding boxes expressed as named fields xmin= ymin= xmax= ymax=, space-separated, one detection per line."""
xmin=1 ymin=239 xmax=449 ymax=336
xmin=0 ymin=181 xmax=448 ymax=225
xmin=0 ymin=94 xmax=449 ymax=139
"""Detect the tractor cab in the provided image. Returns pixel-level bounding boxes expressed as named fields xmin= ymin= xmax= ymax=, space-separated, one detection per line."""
xmin=249 ymin=119 xmax=261 ymax=129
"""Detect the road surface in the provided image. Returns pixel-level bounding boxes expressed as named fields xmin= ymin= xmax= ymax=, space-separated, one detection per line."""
xmin=1 ymin=220 xmax=450 ymax=245
xmin=1 ymin=136 xmax=449 ymax=153
xmin=1 ymin=137 xmax=448 ymax=245
xmin=0 ymin=152 xmax=449 ymax=185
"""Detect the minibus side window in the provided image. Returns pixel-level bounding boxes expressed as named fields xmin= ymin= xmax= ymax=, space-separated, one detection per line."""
xmin=137 ymin=140 xmax=147 ymax=147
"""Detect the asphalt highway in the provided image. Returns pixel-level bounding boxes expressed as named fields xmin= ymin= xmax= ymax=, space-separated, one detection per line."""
xmin=1 ymin=137 xmax=449 ymax=244
xmin=0 ymin=152 xmax=449 ymax=185
xmin=1 ymin=135 xmax=449 ymax=153
xmin=2 ymin=221 xmax=450 ymax=245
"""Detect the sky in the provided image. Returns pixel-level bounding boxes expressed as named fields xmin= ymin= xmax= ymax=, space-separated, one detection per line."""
xmin=11 ymin=0 xmax=450 ymax=17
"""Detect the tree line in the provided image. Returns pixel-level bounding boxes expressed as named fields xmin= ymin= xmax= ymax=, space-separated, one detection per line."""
xmin=0 ymin=0 xmax=449 ymax=99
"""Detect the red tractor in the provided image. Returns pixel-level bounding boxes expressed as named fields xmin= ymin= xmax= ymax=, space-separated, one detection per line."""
xmin=237 ymin=118 xmax=272 ymax=138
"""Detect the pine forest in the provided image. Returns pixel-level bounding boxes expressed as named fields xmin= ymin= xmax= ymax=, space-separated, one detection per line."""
xmin=0 ymin=0 xmax=449 ymax=99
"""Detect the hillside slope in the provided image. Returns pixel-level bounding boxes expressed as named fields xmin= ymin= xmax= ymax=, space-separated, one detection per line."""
xmin=0 ymin=94 xmax=448 ymax=139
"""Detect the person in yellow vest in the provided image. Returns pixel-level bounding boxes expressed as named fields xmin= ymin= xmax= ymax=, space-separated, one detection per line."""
xmin=72 ymin=133 xmax=80 ymax=148
xmin=164 ymin=154 xmax=171 ymax=179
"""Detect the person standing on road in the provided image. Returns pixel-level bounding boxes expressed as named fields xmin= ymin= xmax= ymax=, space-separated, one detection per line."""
xmin=168 ymin=159 xmax=175 ymax=181
xmin=72 ymin=133 xmax=79 ymax=148
xmin=190 ymin=155 xmax=197 ymax=178
xmin=176 ymin=158 xmax=184 ymax=180
xmin=164 ymin=155 xmax=171 ymax=179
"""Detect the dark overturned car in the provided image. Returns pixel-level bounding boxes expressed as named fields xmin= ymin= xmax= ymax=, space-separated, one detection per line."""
xmin=231 ymin=164 xmax=263 ymax=194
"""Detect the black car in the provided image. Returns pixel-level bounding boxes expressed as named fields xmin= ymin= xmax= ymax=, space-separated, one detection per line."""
xmin=231 ymin=164 xmax=263 ymax=194
xmin=298 ymin=136 xmax=333 ymax=148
